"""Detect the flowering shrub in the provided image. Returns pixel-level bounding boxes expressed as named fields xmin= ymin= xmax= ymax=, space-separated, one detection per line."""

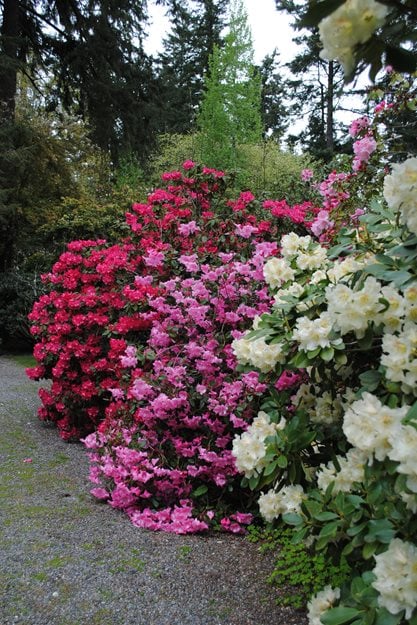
xmin=232 ymin=121 xmax=417 ymax=625
xmin=28 ymin=162 xmax=317 ymax=531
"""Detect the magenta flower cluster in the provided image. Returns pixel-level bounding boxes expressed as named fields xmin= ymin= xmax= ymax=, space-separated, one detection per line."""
xmin=27 ymin=162 xmax=314 ymax=533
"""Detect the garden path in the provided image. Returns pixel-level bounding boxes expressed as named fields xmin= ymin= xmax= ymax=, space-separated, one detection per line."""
xmin=0 ymin=355 xmax=307 ymax=625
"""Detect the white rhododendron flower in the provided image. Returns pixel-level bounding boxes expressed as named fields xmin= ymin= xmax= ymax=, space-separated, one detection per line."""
xmin=326 ymin=276 xmax=383 ymax=337
xmin=296 ymin=246 xmax=328 ymax=271
xmin=280 ymin=232 xmax=312 ymax=257
xmin=384 ymin=157 xmax=417 ymax=236
xmin=318 ymin=0 xmax=388 ymax=75
xmin=372 ymin=538 xmax=417 ymax=618
xmin=404 ymin=285 xmax=417 ymax=323
xmin=273 ymin=282 xmax=304 ymax=307
xmin=258 ymin=485 xmax=305 ymax=522
xmin=263 ymin=257 xmax=295 ymax=288
xmin=310 ymin=391 xmax=344 ymax=425
xmin=232 ymin=335 xmax=286 ymax=373
xmin=388 ymin=424 xmax=417 ymax=493
xmin=327 ymin=255 xmax=367 ymax=283
xmin=317 ymin=447 xmax=368 ymax=493
xmin=342 ymin=392 xmax=408 ymax=461
xmin=292 ymin=312 xmax=336 ymax=352
xmin=381 ymin=322 xmax=417 ymax=394
xmin=307 ymin=585 xmax=341 ymax=625
xmin=232 ymin=411 xmax=286 ymax=478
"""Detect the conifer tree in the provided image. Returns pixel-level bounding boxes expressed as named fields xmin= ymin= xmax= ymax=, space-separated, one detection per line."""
xmin=197 ymin=0 xmax=263 ymax=172
xmin=156 ymin=0 xmax=228 ymax=134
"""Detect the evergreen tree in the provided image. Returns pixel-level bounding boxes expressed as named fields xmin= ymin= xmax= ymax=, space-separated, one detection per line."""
xmin=197 ymin=0 xmax=263 ymax=172
xmin=0 ymin=0 xmax=157 ymax=162
xmin=275 ymin=1 xmax=349 ymax=160
xmin=258 ymin=50 xmax=290 ymax=141
xmin=156 ymin=0 xmax=228 ymax=134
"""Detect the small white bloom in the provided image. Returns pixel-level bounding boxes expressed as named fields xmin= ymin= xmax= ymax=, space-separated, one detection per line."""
xmin=263 ymin=257 xmax=295 ymax=289
xmin=317 ymin=447 xmax=368 ymax=493
xmin=384 ymin=157 xmax=417 ymax=236
xmin=319 ymin=0 xmax=388 ymax=75
xmin=307 ymin=586 xmax=341 ymax=625
xmin=342 ymin=393 xmax=407 ymax=461
xmin=372 ymin=538 xmax=417 ymax=618
xmin=280 ymin=232 xmax=312 ymax=257
xmin=258 ymin=485 xmax=305 ymax=522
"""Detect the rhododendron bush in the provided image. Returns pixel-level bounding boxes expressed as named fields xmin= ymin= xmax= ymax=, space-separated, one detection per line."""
xmin=232 ymin=75 xmax=417 ymax=624
xmin=27 ymin=162 xmax=316 ymax=532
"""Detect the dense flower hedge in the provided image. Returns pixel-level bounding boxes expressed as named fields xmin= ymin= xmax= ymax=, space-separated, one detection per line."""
xmin=231 ymin=76 xmax=417 ymax=625
xmin=28 ymin=162 xmax=316 ymax=531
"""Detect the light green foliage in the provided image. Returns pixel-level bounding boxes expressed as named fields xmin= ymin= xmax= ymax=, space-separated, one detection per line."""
xmin=197 ymin=0 xmax=263 ymax=174
xmin=248 ymin=525 xmax=350 ymax=609
xmin=239 ymin=142 xmax=319 ymax=203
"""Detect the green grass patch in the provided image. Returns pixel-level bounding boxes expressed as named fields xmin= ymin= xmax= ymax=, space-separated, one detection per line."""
xmin=6 ymin=353 xmax=36 ymax=368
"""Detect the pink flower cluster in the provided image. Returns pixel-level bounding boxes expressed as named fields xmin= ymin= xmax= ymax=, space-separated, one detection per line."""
xmin=27 ymin=162 xmax=314 ymax=532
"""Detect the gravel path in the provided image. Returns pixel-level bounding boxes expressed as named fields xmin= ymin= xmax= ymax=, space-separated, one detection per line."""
xmin=0 ymin=355 xmax=307 ymax=625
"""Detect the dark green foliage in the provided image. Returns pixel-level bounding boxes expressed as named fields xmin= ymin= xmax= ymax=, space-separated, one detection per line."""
xmin=248 ymin=524 xmax=351 ymax=609
xmin=156 ymin=0 xmax=228 ymax=134
xmin=0 ymin=0 xmax=157 ymax=163
xmin=0 ymin=270 xmax=46 ymax=350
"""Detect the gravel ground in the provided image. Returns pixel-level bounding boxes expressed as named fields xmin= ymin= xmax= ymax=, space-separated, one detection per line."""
xmin=0 ymin=355 xmax=308 ymax=625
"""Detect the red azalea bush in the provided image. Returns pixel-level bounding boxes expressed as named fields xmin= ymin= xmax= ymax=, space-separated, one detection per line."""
xmin=27 ymin=161 xmax=317 ymax=531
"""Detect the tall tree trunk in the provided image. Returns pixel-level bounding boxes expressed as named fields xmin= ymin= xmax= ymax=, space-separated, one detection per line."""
xmin=0 ymin=0 xmax=19 ymax=122
xmin=326 ymin=60 xmax=334 ymax=154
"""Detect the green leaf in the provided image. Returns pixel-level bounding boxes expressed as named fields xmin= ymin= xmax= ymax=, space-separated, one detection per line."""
xmin=321 ymin=347 xmax=335 ymax=362
xmin=263 ymin=460 xmax=279 ymax=476
xmin=362 ymin=542 xmax=377 ymax=559
xmin=365 ymin=519 xmax=395 ymax=544
xmin=314 ymin=511 xmax=339 ymax=522
xmin=191 ymin=485 xmax=208 ymax=498
xmin=321 ymin=606 xmax=363 ymax=625
xmin=404 ymin=401 xmax=417 ymax=425
xmin=301 ymin=0 xmax=346 ymax=27
xmin=319 ymin=520 xmax=339 ymax=538
xmin=277 ymin=455 xmax=288 ymax=469
xmin=359 ymin=370 xmax=382 ymax=391
xmin=374 ymin=607 xmax=403 ymax=625
xmin=282 ymin=512 xmax=303 ymax=526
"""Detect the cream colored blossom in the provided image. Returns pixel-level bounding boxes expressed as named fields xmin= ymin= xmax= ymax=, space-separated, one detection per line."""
xmin=292 ymin=312 xmax=335 ymax=352
xmin=317 ymin=447 xmax=367 ymax=493
xmin=307 ymin=586 xmax=341 ymax=625
xmin=258 ymin=485 xmax=305 ymax=522
xmin=319 ymin=0 xmax=388 ymax=75
xmin=263 ymin=257 xmax=295 ymax=288
xmin=384 ymin=157 xmax=417 ymax=235
xmin=342 ymin=392 xmax=407 ymax=461
xmin=372 ymin=539 xmax=417 ymax=618
xmin=280 ymin=232 xmax=312 ymax=257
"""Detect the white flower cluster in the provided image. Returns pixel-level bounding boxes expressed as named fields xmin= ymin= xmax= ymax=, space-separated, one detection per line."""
xmin=342 ymin=392 xmax=408 ymax=462
xmin=382 ymin=321 xmax=417 ymax=394
xmin=326 ymin=276 xmax=384 ymax=338
xmin=258 ymin=485 xmax=305 ymax=523
xmin=318 ymin=0 xmax=389 ymax=75
xmin=372 ymin=538 xmax=417 ymax=618
xmin=232 ymin=411 xmax=286 ymax=478
xmin=232 ymin=335 xmax=286 ymax=373
xmin=307 ymin=585 xmax=341 ymax=625
xmin=384 ymin=157 xmax=417 ymax=236
xmin=293 ymin=312 xmax=341 ymax=353
xmin=317 ymin=447 xmax=368 ymax=493
xmin=292 ymin=384 xmax=346 ymax=426
xmin=263 ymin=257 xmax=295 ymax=288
